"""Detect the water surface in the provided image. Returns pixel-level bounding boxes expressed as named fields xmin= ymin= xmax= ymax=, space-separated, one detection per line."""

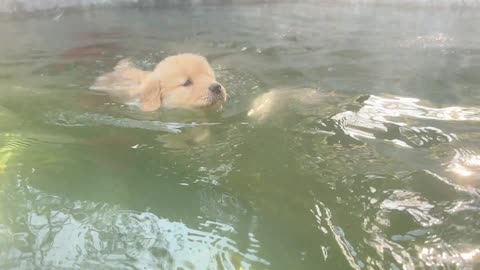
xmin=1 ymin=2 xmax=480 ymax=269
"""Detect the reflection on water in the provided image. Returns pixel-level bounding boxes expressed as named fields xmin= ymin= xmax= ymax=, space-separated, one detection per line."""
xmin=0 ymin=179 xmax=269 ymax=269
xmin=447 ymin=148 xmax=480 ymax=181
xmin=316 ymin=94 xmax=480 ymax=149
xmin=0 ymin=1 xmax=480 ymax=269
xmin=360 ymin=95 xmax=480 ymax=122
xmin=381 ymin=189 xmax=441 ymax=227
xmin=312 ymin=201 xmax=367 ymax=270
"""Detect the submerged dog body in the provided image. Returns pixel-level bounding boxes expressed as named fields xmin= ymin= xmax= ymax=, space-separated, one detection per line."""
xmin=90 ymin=54 xmax=227 ymax=111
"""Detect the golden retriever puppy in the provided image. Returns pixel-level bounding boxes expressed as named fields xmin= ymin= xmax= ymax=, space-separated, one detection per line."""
xmin=90 ymin=54 xmax=227 ymax=111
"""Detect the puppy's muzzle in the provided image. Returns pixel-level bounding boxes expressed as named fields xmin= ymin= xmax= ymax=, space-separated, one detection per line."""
xmin=209 ymin=83 xmax=223 ymax=94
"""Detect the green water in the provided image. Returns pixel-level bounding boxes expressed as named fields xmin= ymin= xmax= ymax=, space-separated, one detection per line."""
xmin=1 ymin=2 xmax=480 ymax=269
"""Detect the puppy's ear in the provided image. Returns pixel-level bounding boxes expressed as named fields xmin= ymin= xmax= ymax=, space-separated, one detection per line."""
xmin=139 ymin=77 xmax=162 ymax=111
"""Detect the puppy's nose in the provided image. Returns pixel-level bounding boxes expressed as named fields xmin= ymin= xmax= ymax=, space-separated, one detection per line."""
xmin=209 ymin=83 xmax=222 ymax=94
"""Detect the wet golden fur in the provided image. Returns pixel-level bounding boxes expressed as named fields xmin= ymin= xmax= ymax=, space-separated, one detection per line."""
xmin=90 ymin=54 xmax=226 ymax=111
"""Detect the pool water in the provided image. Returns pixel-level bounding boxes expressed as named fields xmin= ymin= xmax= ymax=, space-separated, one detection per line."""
xmin=1 ymin=2 xmax=480 ymax=269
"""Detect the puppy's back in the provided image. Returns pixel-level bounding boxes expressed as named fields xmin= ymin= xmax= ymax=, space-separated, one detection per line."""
xmin=90 ymin=59 xmax=150 ymax=102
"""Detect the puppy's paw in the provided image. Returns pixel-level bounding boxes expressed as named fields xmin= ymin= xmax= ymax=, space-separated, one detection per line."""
xmin=247 ymin=90 xmax=278 ymax=122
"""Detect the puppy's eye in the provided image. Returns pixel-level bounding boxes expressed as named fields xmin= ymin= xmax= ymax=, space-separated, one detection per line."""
xmin=182 ymin=79 xmax=192 ymax=87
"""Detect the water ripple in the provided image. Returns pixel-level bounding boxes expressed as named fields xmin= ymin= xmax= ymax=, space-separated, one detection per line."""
xmin=312 ymin=201 xmax=365 ymax=269
xmin=316 ymin=94 xmax=478 ymax=148
xmin=312 ymin=170 xmax=480 ymax=269
xmin=45 ymin=111 xmax=219 ymax=133
xmin=446 ymin=148 xmax=480 ymax=181
xmin=0 ymin=180 xmax=269 ymax=270
xmin=381 ymin=190 xmax=442 ymax=227
xmin=360 ymin=95 xmax=480 ymax=122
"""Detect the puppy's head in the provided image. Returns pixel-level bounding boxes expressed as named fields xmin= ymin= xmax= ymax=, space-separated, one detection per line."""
xmin=140 ymin=54 xmax=227 ymax=111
